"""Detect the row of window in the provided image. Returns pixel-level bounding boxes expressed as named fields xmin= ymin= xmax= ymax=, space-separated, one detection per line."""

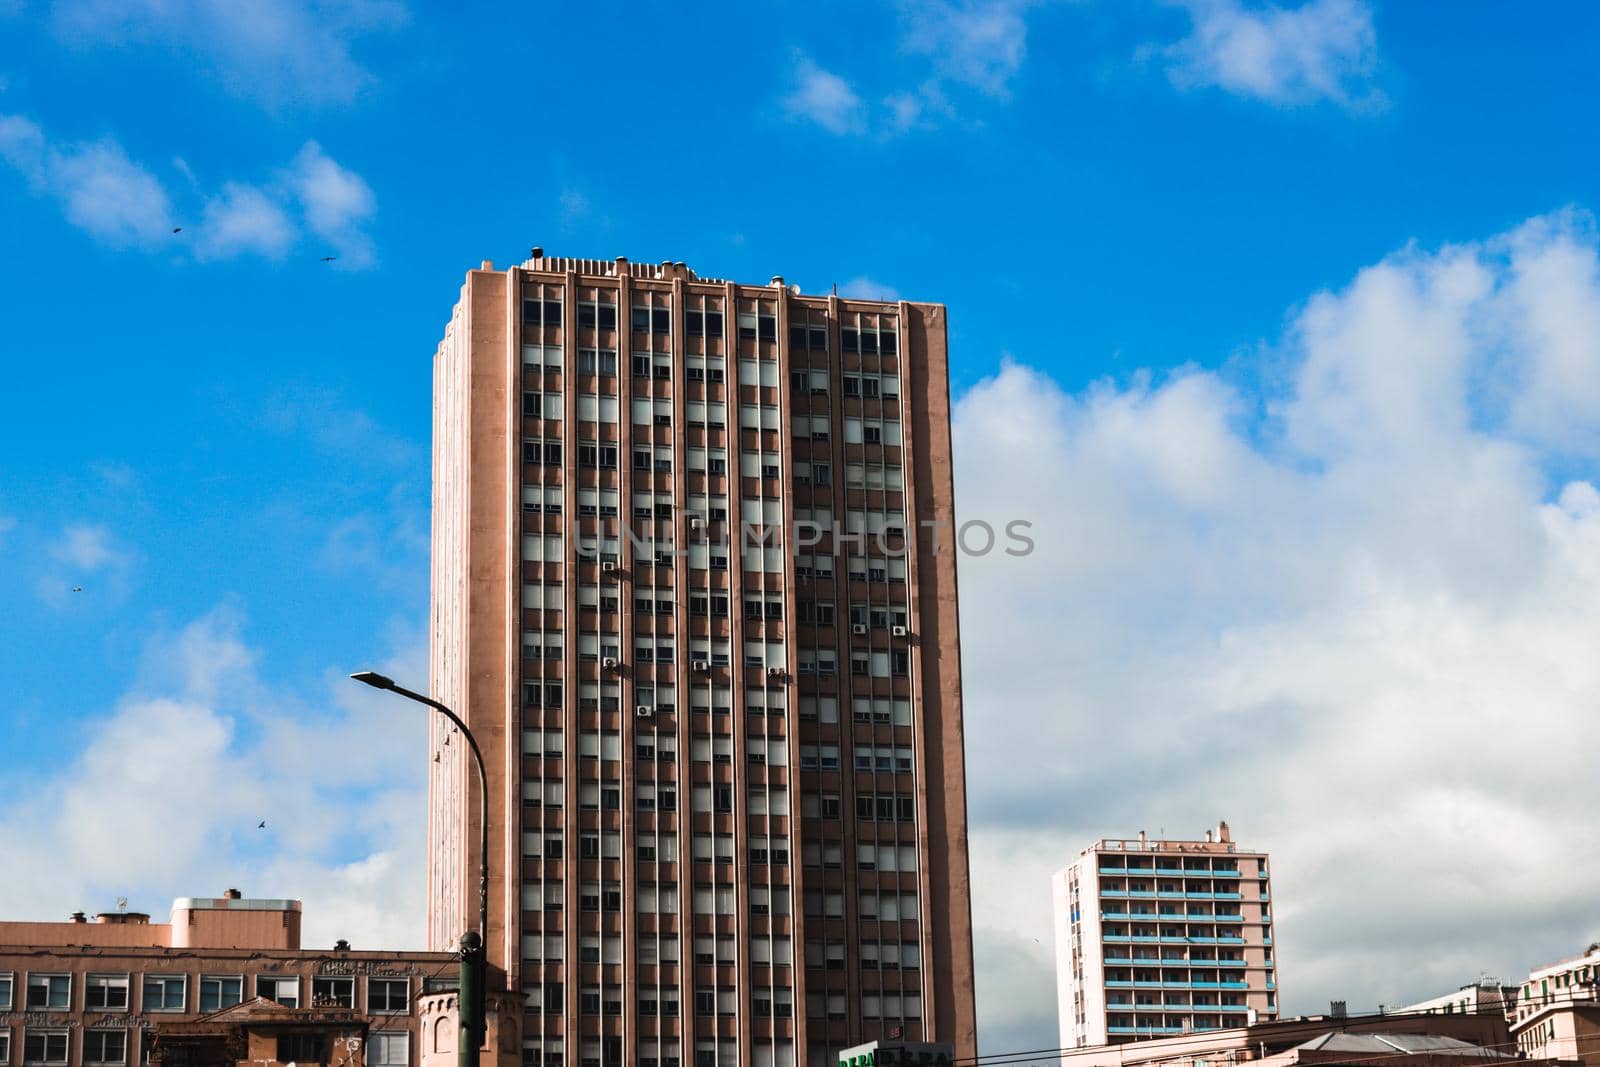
xmin=520 ymin=411 xmax=903 ymax=445
xmin=0 ymin=1029 xmax=410 ymax=1067
xmin=0 ymin=973 xmax=409 ymax=1015
xmin=528 ymin=297 xmax=900 ymax=348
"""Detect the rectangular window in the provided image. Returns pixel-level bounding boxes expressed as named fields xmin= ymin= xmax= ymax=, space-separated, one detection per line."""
xmin=26 ymin=975 xmax=70 ymax=1011
xmin=199 ymin=975 xmax=244 ymax=1012
xmin=278 ymin=1035 xmax=325 ymax=1064
xmin=85 ymin=974 xmax=129 ymax=1011
xmin=368 ymin=977 xmax=409 ymax=1013
xmin=257 ymin=975 xmax=299 ymax=1007
xmin=23 ymin=1030 xmax=68 ymax=1065
xmin=83 ymin=1031 xmax=126 ymax=1065
xmin=0 ymin=974 xmax=11 ymax=1010
xmin=142 ymin=975 xmax=186 ymax=1012
xmin=371 ymin=1034 xmax=410 ymax=1067
xmin=308 ymin=979 xmax=353 ymax=1011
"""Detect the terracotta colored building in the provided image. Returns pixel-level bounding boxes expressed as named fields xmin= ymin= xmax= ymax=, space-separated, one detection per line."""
xmin=1053 ymin=823 xmax=1279 ymax=1050
xmin=428 ymin=254 xmax=977 ymax=1067
xmin=0 ymin=892 xmax=455 ymax=1067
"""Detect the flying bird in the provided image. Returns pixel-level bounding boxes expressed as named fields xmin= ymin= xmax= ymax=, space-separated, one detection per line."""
xmin=258 ymin=820 xmax=267 ymax=829
xmin=72 ymin=586 xmax=83 ymax=593
xmin=172 ymin=227 xmax=183 ymax=234
xmin=320 ymin=256 xmax=337 ymax=262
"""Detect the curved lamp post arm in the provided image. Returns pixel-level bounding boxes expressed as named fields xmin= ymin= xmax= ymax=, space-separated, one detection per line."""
xmin=350 ymin=671 xmax=489 ymax=1058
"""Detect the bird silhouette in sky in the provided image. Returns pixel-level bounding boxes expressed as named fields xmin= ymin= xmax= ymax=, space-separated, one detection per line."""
xmin=72 ymin=586 xmax=83 ymax=593
xmin=172 ymin=227 xmax=183 ymax=234
xmin=320 ymin=256 xmax=337 ymax=262
xmin=258 ymin=820 xmax=267 ymax=829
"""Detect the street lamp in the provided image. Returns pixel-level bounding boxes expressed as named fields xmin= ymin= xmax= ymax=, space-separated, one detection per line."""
xmin=351 ymin=671 xmax=487 ymax=1067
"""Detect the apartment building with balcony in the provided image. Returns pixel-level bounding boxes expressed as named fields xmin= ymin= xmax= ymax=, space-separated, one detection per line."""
xmin=1512 ymin=944 xmax=1600 ymax=1066
xmin=1052 ymin=823 xmax=1278 ymax=1050
xmin=429 ymin=254 xmax=976 ymax=1067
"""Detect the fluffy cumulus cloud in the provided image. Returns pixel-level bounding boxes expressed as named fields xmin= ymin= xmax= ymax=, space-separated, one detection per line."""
xmin=37 ymin=522 xmax=137 ymax=606
xmin=0 ymin=114 xmax=377 ymax=267
xmin=0 ymin=608 xmax=428 ymax=949
xmin=784 ymin=56 xmax=868 ymax=136
xmin=900 ymin=0 xmax=1031 ymax=98
xmin=1161 ymin=0 xmax=1382 ymax=108
xmin=286 ymin=141 xmax=378 ymax=267
xmin=0 ymin=115 xmax=174 ymax=247
xmin=956 ymin=211 xmax=1600 ymax=1053
xmin=52 ymin=0 xmax=407 ymax=109
xmin=784 ymin=0 xmax=1031 ymax=137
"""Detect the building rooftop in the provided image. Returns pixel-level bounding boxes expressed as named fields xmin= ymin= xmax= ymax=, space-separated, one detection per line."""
xmin=1294 ymin=1034 xmax=1516 ymax=1058
xmin=492 ymin=249 xmax=908 ymax=304
xmin=1083 ymin=821 xmax=1263 ymax=856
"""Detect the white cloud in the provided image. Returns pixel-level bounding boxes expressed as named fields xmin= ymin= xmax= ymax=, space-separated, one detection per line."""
xmin=195 ymin=181 xmax=297 ymax=261
xmin=37 ymin=522 xmax=136 ymax=606
xmin=1162 ymin=0 xmax=1382 ymax=108
xmin=956 ymin=211 xmax=1600 ymax=1050
xmin=783 ymin=56 xmax=867 ymax=135
xmin=900 ymin=0 xmax=1031 ymax=97
xmin=0 ymin=115 xmax=175 ymax=247
xmin=287 ymin=141 xmax=377 ymax=268
xmin=0 ymin=115 xmax=377 ymax=266
xmin=52 ymin=0 xmax=407 ymax=109
xmin=788 ymin=2 xmax=1029 ymax=137
xmin=0 ymin=608 xmax=428 ymax=949
xmin=840 ymin=276 xmax=902 ymax=301
xmin=51 ymin=523 xmax=125 ymax=571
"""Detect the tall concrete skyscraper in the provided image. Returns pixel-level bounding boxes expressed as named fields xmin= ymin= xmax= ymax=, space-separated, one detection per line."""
xmin=429 ymin=254 xmax=976 ymax=1067
xmin=1052 ymin=824 xmax=1280 ymax=1051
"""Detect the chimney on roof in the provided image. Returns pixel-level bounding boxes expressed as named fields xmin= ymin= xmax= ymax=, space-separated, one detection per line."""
xmin=1218 ymin=821 xmax=1232 ymax=844
xmin=770 ymin=275 xmax=785 ymax=288
xmin=1138 ymin=830 xmax=1147 ymax=847
xmin=1205 ymin=829 xmax=1215 ymax=843
xmin=223 ymin=888 xmax=242 ymax=900
xmin=70 ymin=912 xmax=87 ymax=923
xmin=335 ymin=939 xmax=351 ymax=952
xmin=530 ymin=246 xmax=543 ymax=260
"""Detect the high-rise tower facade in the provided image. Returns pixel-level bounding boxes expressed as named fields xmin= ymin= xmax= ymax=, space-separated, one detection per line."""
xmin=429 ymin=255 xmax=976 ymax=1067
xmin=1052 ymin=824 xmax=1279 ymax=1051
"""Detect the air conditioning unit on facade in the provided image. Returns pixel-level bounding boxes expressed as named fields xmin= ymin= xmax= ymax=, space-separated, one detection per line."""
xmin=602 ymin=657 xmax=619 ymax=669
xmin=767 ymin=667 xmax=787 ymax=679
xmin=692 ymin=659 xmax=710 ymax=672
xmin=851 ymin=624 xmax=868 ymax=636
xmin=891 ymin=625 xmax=909 ymax=638
xmin=635 ymin=705 xmax=654 ymax=718
xmin=600 ymin=560 xmax=617 ymax=573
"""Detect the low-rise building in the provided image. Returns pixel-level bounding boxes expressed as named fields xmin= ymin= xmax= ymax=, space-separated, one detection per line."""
xmin=1396 ymin=980 xmax=1518 ymax=1021
xmin=0 ymin=890 xmax=456 ymax=1067
xmin=1052 ymin=1008 xmax=1555 ymax=1067
xmin=1511 ymin=945 xmax=1600 ymax=1067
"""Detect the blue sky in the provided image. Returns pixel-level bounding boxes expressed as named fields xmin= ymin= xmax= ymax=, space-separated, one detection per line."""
xmin=5 ymin=0 xmax=1600 ymax=1057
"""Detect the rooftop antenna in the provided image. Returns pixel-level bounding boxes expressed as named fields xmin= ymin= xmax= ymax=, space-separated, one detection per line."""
xmin=116 ymin=897 xmax=128 ymax=913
